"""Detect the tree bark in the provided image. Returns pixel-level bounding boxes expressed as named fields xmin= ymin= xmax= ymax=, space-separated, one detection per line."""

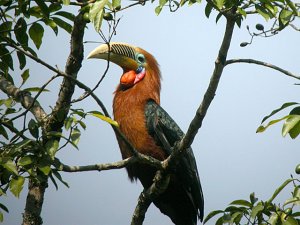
xmin=21 ymin=13 xmax=87 ymax=225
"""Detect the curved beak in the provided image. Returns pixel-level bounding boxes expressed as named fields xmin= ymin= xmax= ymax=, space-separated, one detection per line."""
xmin=87 ymin=42 xmax=139 ymax=71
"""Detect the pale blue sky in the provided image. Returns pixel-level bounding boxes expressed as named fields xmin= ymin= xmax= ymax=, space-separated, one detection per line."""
xmin=3 ymin=2 xmax=300 ymax=225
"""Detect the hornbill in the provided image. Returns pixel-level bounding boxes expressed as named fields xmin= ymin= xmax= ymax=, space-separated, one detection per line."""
xmin=87 ymin=42 xmax=204 ymax=225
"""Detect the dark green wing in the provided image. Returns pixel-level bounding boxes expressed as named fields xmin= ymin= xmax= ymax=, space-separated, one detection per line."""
xmin=145 ymin=99 xmax=204 ymax=222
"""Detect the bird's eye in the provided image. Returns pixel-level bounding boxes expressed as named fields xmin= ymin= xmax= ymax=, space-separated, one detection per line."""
xmin=136 ymin=54 xmax=145 ymax=64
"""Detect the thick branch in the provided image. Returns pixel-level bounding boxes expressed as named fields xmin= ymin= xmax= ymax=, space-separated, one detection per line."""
xmin=22 ymin=13 xmax=86 ymax=225
xmin=131 ymin=171 xmax=170 ymax=225
xmin=178 ymin=17 xmax=235 ymax=151
xmin=225 ymin=58 xmax=300 ymax=80
xmin=47 ymin=13 xmax=87 ymax=133
xmin=59 ymin=153 xmax=163 ymax=173
xmin=60 ymin=157 xmax=136 ymax=172
xmin=0 ymin=76 xmax=47 ymax=123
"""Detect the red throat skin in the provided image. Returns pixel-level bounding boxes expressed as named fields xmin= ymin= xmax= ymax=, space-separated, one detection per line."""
xmin=120 ymin=70 xmax=146 ymax=88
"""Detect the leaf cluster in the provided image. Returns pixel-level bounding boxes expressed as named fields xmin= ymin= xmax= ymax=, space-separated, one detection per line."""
xmin=0 ymin=0 xmax=75 ymax=84
xmin=205 ymin=178 xmax=300 ymax=225
xmin=257 ymin=102 xmax=300 ymax=139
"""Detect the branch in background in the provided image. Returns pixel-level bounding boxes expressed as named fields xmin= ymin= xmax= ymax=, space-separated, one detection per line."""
xmin=48 ymin=13 xmax=87 ymax=133
xmin=59 ymin=152 xmax=163 ymax=173
xmin=131 ymin=171 xmax=170 ymax=225
xmin=7 ymin=42 xmax=64 ymax=75
xmin=22 ymin=12 xmax=87 ymax=225
xmin=178 ymin=16 xmax=236 ymax=152
xmin=0 ymin=76 xmax=47 ymax=123
xmin=225 ymin=58 xmax=300 ymax=80
xmin=60 ymin=157 xmax=135 ymax=172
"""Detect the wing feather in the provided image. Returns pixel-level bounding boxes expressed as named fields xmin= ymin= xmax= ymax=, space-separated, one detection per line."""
xmin=145 ymin=100 xmax=204 ymax=222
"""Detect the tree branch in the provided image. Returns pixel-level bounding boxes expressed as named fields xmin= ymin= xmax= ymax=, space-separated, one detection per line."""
xmin=22 ymin=13 xmax=87 ymax=225
xmin=59 ymin=154 xmax=163 ymax=173
xmin=59 ymin=157 xmax=136 ymax=172
xmin=178 ymin=16 xmax=236 ymax=151
xmin=225 ymin=58 xmax=300 ymax=80
xmin=0 ymin=76 xmax=47 ymax=123
xmin=131 ymin=171 xmax=170 ymax=225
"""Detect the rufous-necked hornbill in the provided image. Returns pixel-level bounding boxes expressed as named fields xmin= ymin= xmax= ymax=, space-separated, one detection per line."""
xmin=87 ymin=42 xmax=204 ymax=225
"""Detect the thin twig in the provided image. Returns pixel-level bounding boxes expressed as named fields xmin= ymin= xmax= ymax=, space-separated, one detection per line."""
xmin=225 ymin=58 xmax=300 ymax=80
xmin=59 ymin=157 xmax=136 ymax=172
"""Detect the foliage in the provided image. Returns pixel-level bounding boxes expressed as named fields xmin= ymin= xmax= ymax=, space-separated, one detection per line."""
xmin=257 ymin=102 xmax=300 ymax=139
xmin=204 ymin=178 xmax=300 ymax=225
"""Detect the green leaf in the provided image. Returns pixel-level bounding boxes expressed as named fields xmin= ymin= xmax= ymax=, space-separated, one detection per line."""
xmin=34 ymin=0 xmax=50 ymax=18
xmin=29 ymin=23 xmax=44 ymax=49
xmin=205 ymin=3 xmax=213 ymax=18
xmin=0 ymin=45 xmax=13 ymax=71
xmin=203 ymin=210 xmax=224 ymax=224
xmin=17 ymin=51 xmax=26 ymax=70
xmin=214 ymin=0 xmax=224 ymax=9
xmin=0 ymin=21 xmax=12 ymax=38
xmin=237 ymin=7 xmax=247 ymax=18
xmin=215 ymin=12 xmax=223 ymax=23
xmin=49 ymin=2 xmax=62 ymax=12
xmin=88 ymin=111 xmax=119 ymax=127
xmin=49 ymin=173 xmax=59 ymax=190
xmin=230 ymin=199 xmax=252 ymax=207
xmin=9 ymin=176 xmax=25 ymax=198
xmin=256 ymin=115 xmax=289 ymax=133
xmin=0 ymin=203 xmax=9 ymax=213
xmin=279 ymin=9 xmax=293 ymax=28
xmin=112 ymin=0 xmax=121 ymax=9
xmin=52 ymin=17 xmax=72 ymax=34
xmin=215 ymin=216 xmax=223 ymax=225
xmin=18 ymin=156 xmax=33 ymax=166
xmin=14 ymin=17 xmax=29 ymax=47
xmin=38 ymin=165 xmax=51 ymax=175
xmin=78 ymin=120 xmax=86 ymax=130
xmin=54 ymin=11 xmax=75 ymax=22
xmin=230 ymin=211 xmax=243 ymax=224
xmin=288 ymin=119 xmax=300 ymax=139
xmin=3 ymin=160 xmax=18 ymax=175
xmin=45 ymin=140 xmax=59 ymax=160
xmin=89 ymin=0 xmax=108 ymax=32
xmin=268 ymin=213 xmax=279 ymax=225
xmin=70 ymin=109 xmax=86 ymax=118
xmin=284 ymin=197 xmax=300 ymax=207
xmin=261 ymin=102 xmax=298 ymax=124
xmin=282 ymin=115 xmax=300 ymax=137
xmin=53 ymin=170 xmax=69 ymax=188
xmin=155 ymin=6 xmax=163 ymax=15
xmin=0 ymin=211 xmax=3 ymax=222
xmin=23 ymin=87 xmax=50 ymax=92
xmin=71 ymin=128 xmax=81 ymax=146
xmin=28 ymin=119 xmax=39 ymax=139
xmin=62 ymin=0 xmax=70 ymax=5
xmin=42 ymin=18 xmax=58 ymax=35
xmin=21 ymin=69 xmax=30 ymax=86
xmin=251 ymin=203 xmax=264 ymax=219
xmin=64 ymin=117 xmax=73 ymax=131
xmin=0 ymin=125 xmax=8 ymax=140
xmin=14 ymin=139 xmax=32 ymax=152
xmin=255 ymin=4 xmax=270 ymax=21
xmin=285 ymin=0 xmax=298 ymax=16
xmin=250 ymin=192 xmax=258 ymax=204
xmin=281 ymin=214 xmax=298 ymax=225
xmin=293 ymin=186 xmax=300 ymax=198
xmin=267 ymin=178 xmax=294 ymax=204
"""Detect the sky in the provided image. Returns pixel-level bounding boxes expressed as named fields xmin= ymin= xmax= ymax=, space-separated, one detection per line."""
xmin=2 ymin=2 xmax=300 ymax=225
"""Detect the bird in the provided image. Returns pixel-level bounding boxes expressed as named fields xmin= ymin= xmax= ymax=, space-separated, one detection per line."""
xmin=87 ymin=42 xmax=204 ymax=225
